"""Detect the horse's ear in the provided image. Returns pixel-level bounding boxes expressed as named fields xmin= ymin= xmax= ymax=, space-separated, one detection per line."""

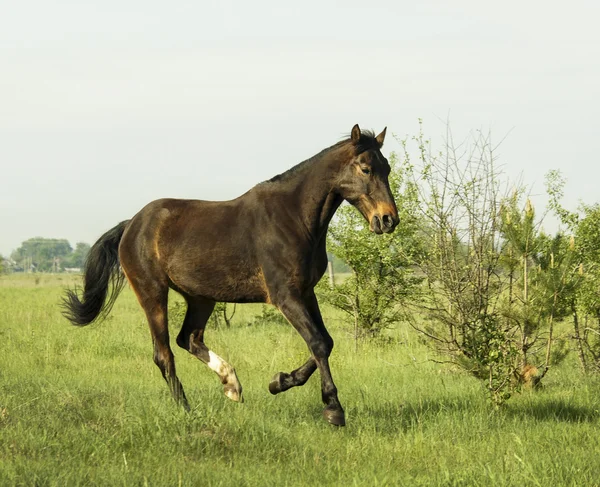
xmin=351 ymin=124 xmax=361 ymax=143
xmin=376 ymin=127 xmax=387 ymax=147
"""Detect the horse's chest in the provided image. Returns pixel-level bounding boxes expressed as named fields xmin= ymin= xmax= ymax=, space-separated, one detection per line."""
xmin=304 ymin=249 xmax=328 ymax=287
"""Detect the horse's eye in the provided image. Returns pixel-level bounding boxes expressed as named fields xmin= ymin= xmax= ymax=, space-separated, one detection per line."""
xmin=361 ymin=167 xmax=371 ymax=175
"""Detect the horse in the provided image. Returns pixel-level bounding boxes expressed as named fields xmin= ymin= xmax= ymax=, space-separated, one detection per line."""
xmin=62 ymin=124 xmax=398 ymax=426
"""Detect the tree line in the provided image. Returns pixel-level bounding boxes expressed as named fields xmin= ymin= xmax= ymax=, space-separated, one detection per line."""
xmin=4 ymin=238 xmax=90 ymax=272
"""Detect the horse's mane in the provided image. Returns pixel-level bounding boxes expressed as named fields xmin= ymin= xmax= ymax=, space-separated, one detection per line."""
xmin=266 ymin=130 xmax=379 ymax=184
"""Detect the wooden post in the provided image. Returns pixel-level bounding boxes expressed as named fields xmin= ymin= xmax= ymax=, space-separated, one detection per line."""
xmin=327 ymin=261 xmax=335 ymax=289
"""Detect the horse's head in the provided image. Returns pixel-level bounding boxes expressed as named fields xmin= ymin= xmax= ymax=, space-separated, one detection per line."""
xmin=337 ymin=124 xmax=399 ymax=234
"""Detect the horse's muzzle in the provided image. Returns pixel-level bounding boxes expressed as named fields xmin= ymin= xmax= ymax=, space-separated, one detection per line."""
xmin=370 ymin=214 xmax=398 ymax=234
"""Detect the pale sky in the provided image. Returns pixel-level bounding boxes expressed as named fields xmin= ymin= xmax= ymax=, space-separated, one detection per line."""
xmin=1 ymin=1 xmax=599 ymax=256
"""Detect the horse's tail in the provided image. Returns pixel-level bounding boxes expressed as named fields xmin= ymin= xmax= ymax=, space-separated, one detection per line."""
xmin=62 ymin=220 xmax=130 ymax=326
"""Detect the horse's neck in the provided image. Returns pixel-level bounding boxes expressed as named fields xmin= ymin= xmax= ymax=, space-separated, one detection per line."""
xmin=286 ymin=154 xmax=345 ymax=244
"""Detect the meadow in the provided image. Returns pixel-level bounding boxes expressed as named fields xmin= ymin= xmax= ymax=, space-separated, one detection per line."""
xmin=1 ymin=274 xmax=599 ymax=486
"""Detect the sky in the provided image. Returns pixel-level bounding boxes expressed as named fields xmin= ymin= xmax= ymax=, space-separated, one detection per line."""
xmin=1 ymin=0 xmax=599 ymax=256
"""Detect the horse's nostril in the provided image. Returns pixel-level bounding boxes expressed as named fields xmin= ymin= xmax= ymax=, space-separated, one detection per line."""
xmin=371 ymin=215 xmax=382 ymax=233
xmin=382 ymin=215 xmax=394 ymax=228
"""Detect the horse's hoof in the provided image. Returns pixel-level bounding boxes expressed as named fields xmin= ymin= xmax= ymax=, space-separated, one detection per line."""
xmin=268 ymin=372 xmax=285 ymax=395
xmin=224 ymin=385 xmax=243 ymax=403
xmin=323 ymin=407 xmax=345 ymax=426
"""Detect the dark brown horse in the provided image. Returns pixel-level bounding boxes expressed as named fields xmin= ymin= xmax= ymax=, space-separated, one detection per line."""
xmin=63 ymin=124 xmax=398 ymax=426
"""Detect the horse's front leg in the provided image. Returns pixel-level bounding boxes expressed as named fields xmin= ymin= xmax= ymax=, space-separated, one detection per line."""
xmin=269 ymin=356 xmax=317 ymax=394
xmin=269 ymin=292 xmax=323 ymax=393
xmin=272 ymin=291 xmax=345 ymax=426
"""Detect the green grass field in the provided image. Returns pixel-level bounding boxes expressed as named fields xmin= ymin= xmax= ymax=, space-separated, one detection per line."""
xmin=1 ymin=274 xmax=600 ymax=486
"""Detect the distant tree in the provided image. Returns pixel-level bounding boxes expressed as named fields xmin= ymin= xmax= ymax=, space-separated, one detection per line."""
xmin=62 ymin=242 xmax=91 ymax=269
xmin=11 ymin=238 xmax=72 ymax=272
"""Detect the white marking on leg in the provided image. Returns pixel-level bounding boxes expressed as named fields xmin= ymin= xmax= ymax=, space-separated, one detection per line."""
xmin=207 ymin=350 xmax=228 ymax=376
xmin=207 ymin=350 xmax=243 ymax=402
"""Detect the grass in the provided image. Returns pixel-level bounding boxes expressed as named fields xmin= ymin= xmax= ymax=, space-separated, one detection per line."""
xmin=1 ymin=274 xmax=600 ymax=486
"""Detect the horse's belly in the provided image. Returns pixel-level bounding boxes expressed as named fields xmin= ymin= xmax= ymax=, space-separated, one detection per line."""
xmin=167 ymin=262 xmax=270 ymax=304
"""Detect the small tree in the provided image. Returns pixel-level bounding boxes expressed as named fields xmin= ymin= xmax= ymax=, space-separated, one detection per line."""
xmin=211 ymin=302 xmax=237 ymax=328
xmin=405 ymin=125 xmax=580 ymax=403
xmin=545 ymin=171 xmax=600 ymax=373
xmin=565 ymin=203 xmax=600 ymax=373
xmin=401 ymin=122 xmax=521 ymax=405
xmin=169 ymin=301 xmax=237 ymax=329
xmin=501 ymin=195 xmax=575 ymax=380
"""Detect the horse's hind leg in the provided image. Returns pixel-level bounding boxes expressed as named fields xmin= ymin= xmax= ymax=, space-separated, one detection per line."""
xmin=150 ymin=304 xmax=190 ymax=410
xmin=176 ymin=296 xmax=243 ymax=402
xmin=126 ymin=275 xmax=189 ymax=410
